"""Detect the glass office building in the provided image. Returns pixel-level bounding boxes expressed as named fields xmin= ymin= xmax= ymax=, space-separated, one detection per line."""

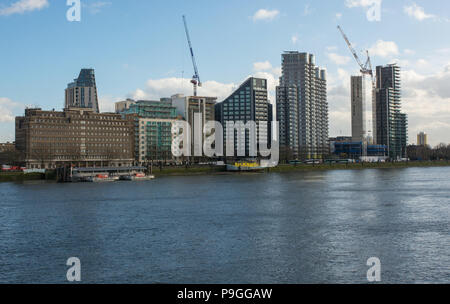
xmin=215 ymin=77 xmax=270 ymax=158
xmin=118 ymin=100 xmax=179 ymax=163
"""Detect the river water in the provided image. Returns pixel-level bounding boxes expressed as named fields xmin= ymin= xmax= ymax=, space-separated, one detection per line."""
xmin=0 ymin=167 xmax=449 ymax=283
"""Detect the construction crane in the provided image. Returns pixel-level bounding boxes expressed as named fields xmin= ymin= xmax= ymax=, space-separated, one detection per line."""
xmin=337 ymin=25 xmax=376 ymax=158
xmin=337 ymin=25 xmax=375 ymax=88
xmin=183 ymin=15 xmax=202 ymax=96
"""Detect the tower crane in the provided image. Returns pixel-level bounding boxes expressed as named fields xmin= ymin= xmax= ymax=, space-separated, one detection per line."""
xmin=337 ymin=25 xmax=376 ymax=158
xmin=337 ymin=25 xmax=375 ymax=88
xmin=183 ymin=15 xmax=202 ymax=96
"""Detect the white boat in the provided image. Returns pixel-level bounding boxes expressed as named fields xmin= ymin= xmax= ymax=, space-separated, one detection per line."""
xmin=120 ymin=173 xmax=155 ymax=181
xmin=91 ymin=174 xmax=119 ymax=182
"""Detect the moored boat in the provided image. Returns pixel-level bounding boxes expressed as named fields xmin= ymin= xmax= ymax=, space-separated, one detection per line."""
xmin=92 ymin=174 xmax=119 ymax=182
xmin=119 ymin=173 xmax=155 ymax=181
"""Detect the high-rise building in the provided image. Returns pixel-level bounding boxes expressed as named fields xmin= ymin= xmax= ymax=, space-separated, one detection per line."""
xmin=276 ymin=86 xmax=298 ymax=159
xmin=117 ymin=99 xmax=180 ymax=163
xmin=171 ymin=94 xmax=217 ymax=161
xmin=276 ymin=51 xmax=328 ymax=160
xmin=65 ymin=69 xmax=100 ymax=113
xmin=215 ymin=77 xmax=270 ymax=158
xmin=351 ymin=76 xmax=365 ymax=142
xmin=417 ymin=132 xmax=428 ymax=146
xmin=15 ymin=108 xmax=134 ymax=169
xmin=374 ymin=64 xmax=408 ymax=159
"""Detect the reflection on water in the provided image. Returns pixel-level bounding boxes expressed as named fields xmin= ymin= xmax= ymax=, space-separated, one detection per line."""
xmin=0 ymin=167 xmax=449 ymax=283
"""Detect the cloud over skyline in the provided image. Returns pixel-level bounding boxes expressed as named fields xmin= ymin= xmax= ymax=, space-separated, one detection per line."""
xmin=0 ymin=0 xmax=48 ymax=16
xmin=404 ymin=3 xmax=435 ymax=21
xmin=369 ymin=40 xmax=399 ymax=58
xmin=252 ymin=9 xmax=279 ymax=22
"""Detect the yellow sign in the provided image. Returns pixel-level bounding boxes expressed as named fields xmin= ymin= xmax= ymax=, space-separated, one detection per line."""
xmin=234 ymin=162 xmax=259 ymax=168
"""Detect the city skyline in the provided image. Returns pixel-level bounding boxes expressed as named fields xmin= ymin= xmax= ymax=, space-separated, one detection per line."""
xmin=1 ymin=0 xmax=449 ymax=146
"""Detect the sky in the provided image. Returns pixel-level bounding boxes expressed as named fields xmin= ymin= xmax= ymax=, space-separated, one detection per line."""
xmin=0 ymin=0 xmax=449 ymax=146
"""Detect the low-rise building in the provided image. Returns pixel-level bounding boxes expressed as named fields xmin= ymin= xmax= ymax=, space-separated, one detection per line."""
xmin=333 ymin=141 xmax=388 ymax=160
xmin=115 ymin=99 xmax=136 ymax=113
xmin=0 ymin=142 xmax=15 ymax=153
xmin=15 ymin=107 xmax=135 ymax=169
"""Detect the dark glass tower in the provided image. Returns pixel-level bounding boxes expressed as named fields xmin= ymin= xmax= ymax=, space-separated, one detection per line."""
xmin=215 ymin=77 xmax=269 ymax=158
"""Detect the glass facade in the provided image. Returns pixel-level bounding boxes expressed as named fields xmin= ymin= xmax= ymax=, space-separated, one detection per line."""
xmin=120 ymin=100 xmax=178 ymax=163
xmin=216 ymin=77 xmax=269 ymax=158
xmin=374 ymin=64 xmax=408 ymax=159
xmin=65 ymin=69 xmax=100 ymax=113
xmin=277 ymin=52 xmax=329 ymax=160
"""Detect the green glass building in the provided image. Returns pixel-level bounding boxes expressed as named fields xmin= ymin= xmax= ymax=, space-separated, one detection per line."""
xmin=118 ymin=100 xmax=179 ymax=163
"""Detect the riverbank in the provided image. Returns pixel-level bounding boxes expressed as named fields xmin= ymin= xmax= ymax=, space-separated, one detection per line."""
xmin=0 ymin=161 xmax=448 ymax=182
xmin=152 ymin=160 xmax=450 ymax=177
xmin=152 ymin=166 xmax=225 ymax=177
xmin=0 ymin=170 xmax=56 ymax=182
xmin=267 ymin=160 xmax=450 ymax=173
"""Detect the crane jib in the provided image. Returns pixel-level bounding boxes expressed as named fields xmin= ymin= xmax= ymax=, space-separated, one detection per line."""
xmin=183 ymin=15 xmax=202 ymax=96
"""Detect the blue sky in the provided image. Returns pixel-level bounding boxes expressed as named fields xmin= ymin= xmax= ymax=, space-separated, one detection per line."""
xmin=1 ymin=0 xmax=449 ymax=145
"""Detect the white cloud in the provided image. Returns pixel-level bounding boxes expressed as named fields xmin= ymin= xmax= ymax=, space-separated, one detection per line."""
xmin=129 ymin=78 xmax=236 ymax=102
xmin=252 ymin=9 xmax=279 ymax=22
xmin=335 ymin=13 xmax=343 ymax=19
xmin=401 ymin=67 xmax=450 ymax=146
xmin=326 ymin=46 xmax=338 ymax=52
xmin=303 ymin=4 xmax=312 ymax=16
xmin=0 ymin=97 xmax=25 ymax=122
xmin=404 ymin=3 xmax=435 ymax=21
xmin=327 ymin=53 xmax=351 ymax=65
xmin=416 ymin=59 xmax=428 ymax=68
xmin=252 ymin=62 xmax=281 ymax=97
xmin=82 ymin=1 xmax=112 ymax=15
xmin=390 ymin=58 xmax=410 ymax=68
xmin=291 ymin=34 xmax=299 ymax=45
xmin=327 ymin=68 xmax=353 ymax=137
xmin=0 ymin=0 xmax=48 ymax=16
xmin=345 ymin=0 xmax=380 ymax=8
xmin=272 ymin=67 xmax=282 ymax=78
xmin=404 ymin=49 xmax=416 ymax=55
xmin=404 ymin=64 xmax=450 ymax=99
xmin=253 ymin=61 xmax=272 ymax=71
xmin=129 ymin=62 xmax=281 ymax=106
xmin=98 ymin=95 xmax=121 ymax=113
xmin=436 ymin=48 xmax=450 ymax=55
xmin=369 ymin=40 xmax=399 ymax=58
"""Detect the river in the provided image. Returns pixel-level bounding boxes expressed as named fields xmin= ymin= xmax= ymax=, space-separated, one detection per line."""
xmin=0 ymin=167 xmax=449 ymax=283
